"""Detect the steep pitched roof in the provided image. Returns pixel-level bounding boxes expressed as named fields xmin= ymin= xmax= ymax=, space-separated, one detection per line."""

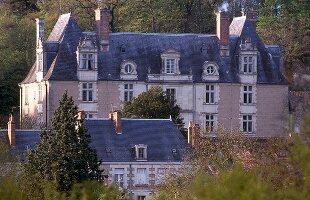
xmin=0 ymin=119 xmax=189 ymax=162
xmin=21 ymin=13 xmax=287 ymax=85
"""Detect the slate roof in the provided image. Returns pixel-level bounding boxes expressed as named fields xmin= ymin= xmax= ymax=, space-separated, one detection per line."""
xmin=0 ymin=119 xmax=188 ymax=162
xmin=21 ymin=13 xmax=287 ymax=85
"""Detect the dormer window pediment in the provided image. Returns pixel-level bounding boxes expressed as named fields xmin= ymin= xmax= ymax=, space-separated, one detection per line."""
xmin=77 ymin=36 xmax=98 ymax=71
xmin=202 ymin=61 xmax=219 ymax=81
xmin=161 ymin=48 xmax=180 ymax=75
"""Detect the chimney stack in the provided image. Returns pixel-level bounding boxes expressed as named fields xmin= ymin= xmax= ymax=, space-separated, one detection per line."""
xmin=36 ymin=18 xmax=45 ymax=48
xmin=216 ymin=11 xmax=230 ymax=57
xmin=243 ymin=10 xmax=258 ymax=31
xmin=109 ymin=110 xmax=122 ymax=134
xmin=95 ymin=7 xmax=110 ymax=52
xmin=7 ymin=113 xmax=16 ymax=146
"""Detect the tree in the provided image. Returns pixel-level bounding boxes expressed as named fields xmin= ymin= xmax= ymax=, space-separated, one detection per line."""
xmin=21 ymin=92 xmax=102 ymax=195
xmin=122 ymin=87 xmax=184 ymax=128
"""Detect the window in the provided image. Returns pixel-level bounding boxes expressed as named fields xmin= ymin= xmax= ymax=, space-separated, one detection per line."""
xmin=82 ymin=83 xmax=93 ymax=102
xmin=243 ymin=85 xmax=253 ymax=104
xmin=166 ymin=88 xmax=176 ymax=104
xmin=242 ymin=115 xmax=253 ymax=133
xmin=206 ymin=65 xmax=215 ymax=75
xmin=137 ymin=196 xmax=146 ymax=200
xmin=37 ymin=53 xmax=43 ymax=71
xmin=124 ymin=64 xmax=134 ymax=74
xmin=206 ymin=114 xmax=215 ymax=132
xmin=124 ymin=84 xmax=133 ymax=102
xmin=38 ymin=84 xmax=43 ymax=103
xmin=80 ymin=53 xmax=94 ymax=70
xmin=165 ymin=59 xmax=176 ymax=74
xmin=25 ymin=86 xmax=29 ymax=105
xmin=85 ymin=113 xmax=94 ymax=119
xmin=243 ymin=56 xmax=254 ymax=73
xmin=136 ymin=168 xmax=147 ymax=185
xmin=114 ymin=168 xmax=125 ymax=188
xmin=206 ymin=85 xmax=215 ymax=104
xmin=134 ymin=144 xmax=147 ymax=160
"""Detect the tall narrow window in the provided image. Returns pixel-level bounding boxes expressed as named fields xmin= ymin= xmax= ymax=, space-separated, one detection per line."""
xmin=38 ymin=53 xmax=43 ymax=71
xmin=243 ymin=85 xmax=253 ymax=104
xmin=136 ymin=168 xmax=147 ymax=185
xmin=38 ymin=84 xmax=42 ymax=103
xmin=124 ymin=84 xmax=133 ymax=102
xmin=206 ymin=85 xmax=215 ymax=104
xmin=242 ymin=115 xmax=253 ymax=133
xmin=166 ymin=88 xmax=176 ymax=104
xmin=165 ymin=59 xmax=176 ymax=74
xmin=206 ymin=114 xmax=214 ymax=132
xmin=243 ymin=56 xmax=254 ymax=73
xmin=114 ymin=168 xmax=124 ymax=188
xmin=82 ymin=83 xmax=93 ymax=101
xmin=25 ymin=86 xmax=29 ymax=105
xmin=81 ymin=53 xmax=94 ymax=70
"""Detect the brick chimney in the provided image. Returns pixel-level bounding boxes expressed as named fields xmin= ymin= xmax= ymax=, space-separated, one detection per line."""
xmin=109 ymin=110 xmax=122 ymax=134
xmin=7 ymin=113 xmax=16 ymax=146
xmin=216 ymin=11 xmax=230 ymax=57
xmin=243 ymin=10 xmax=258 ymax=31
xmin=36 ymin=18 xmax=45 ymax=48
xmin=95 ymin=7 xmax=110 ymax=52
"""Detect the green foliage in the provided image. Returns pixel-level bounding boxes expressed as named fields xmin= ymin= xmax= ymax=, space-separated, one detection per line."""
xmin=21 ymin=92 xmax=102 ymax=196
xmin=123 ymin=87 xmax=184 ymax=128
xmin=155 ymin=114 xmax=310 ymax=199
xmin=257 ymin=0 xmax=310 ymax=73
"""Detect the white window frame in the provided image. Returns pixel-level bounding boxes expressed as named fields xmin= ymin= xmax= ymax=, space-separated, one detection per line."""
xmin=242 ymin=115 xmax=254 ymax=133
xmin=205 ymin=84 xmax=215 ymax=104
xmin=166 ymin=88 xmax=176 ymax=104
xmin=134 ymin=144 xmax=147 ymax=160
xmin=136 ymin=168 xmax=147 ymax=185
xmin=165 ymin=58 xmax=176 ymax=74
xmin=242 ymin=56 xmax=254 ymax=74
xmin=243 ymin=85 xmax=253 ymax=104
xmin=114 ymin=168 xmax=125 ymax=188
xmin=82 ymin=82 xmax=94 ymax=102
xmin=206 ymin=65 xmax=215 ymax=75
xmin=137 ymin=195 xmax=146 ymax=200
xmin=80 ymin=53 xmax=95 ymax=70
xmin=206 ymin=114 xmax=215 ymax=133
xmin=124 ymin=83 xmax=133 ymax=102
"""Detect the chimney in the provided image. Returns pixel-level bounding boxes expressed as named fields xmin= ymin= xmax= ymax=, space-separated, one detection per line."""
xmin=36 ymin=18 xmax=45 ymax=47
xmin=7 ymin=113 xmax=16 ymax=146
xmin=95 ymin=7 xmax=110 ymax=52
xmin=109 ymin=110 xmax=122 ymax=134
xmin=216 ymin=11 xmax=230 ymax=57
xmin=244 ymin=10 xmax=258 ymax=31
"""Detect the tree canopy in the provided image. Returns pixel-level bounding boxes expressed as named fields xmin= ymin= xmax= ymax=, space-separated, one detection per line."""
xmin=122 ymin=87 xmax=184 ymax=128
xmin=21 ymin=92 xmax=102 ymax=195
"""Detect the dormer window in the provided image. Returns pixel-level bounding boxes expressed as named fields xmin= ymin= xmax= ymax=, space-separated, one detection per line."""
xmin=77 ymin=34 xmax=98 ymax=71
xmin=161 ymin=48 xmax=180 ymax=75
xmin=120 ymin=61 xmax=138 ymax=80
xmin=165 ymin=59 xmax=176 ymax=74
xmin=133 ymin=144 xmax=147 ymax=161
xmin=202 ymin=61 xmax=219 ymax=81
xmin=243 ymin=56 xmax=254 ymax=73
xmin=81 ymin=53 xmax=94 ymax=70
